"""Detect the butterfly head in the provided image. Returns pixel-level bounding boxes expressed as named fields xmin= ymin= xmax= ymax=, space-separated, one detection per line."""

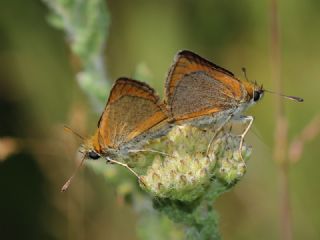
xmin=82 ymin=130 xmax=102 ymax=160
xmin=241 ymin=67 xmax=264 ymax=103
xmin=242 ymin=80 xmax=264 ymax=104
xmin=252 ymin=83 xmax=264 ymax=102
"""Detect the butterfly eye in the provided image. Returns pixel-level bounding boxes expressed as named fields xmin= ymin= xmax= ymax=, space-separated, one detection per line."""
xmin=253 ymin=90 xmax=263 ymax=102
xmin=88 ymin=151 xmax=100 ymax=160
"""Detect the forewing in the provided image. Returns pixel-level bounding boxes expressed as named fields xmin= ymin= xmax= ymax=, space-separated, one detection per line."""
xmin=98 ymin=78 xmax=167 ymax=149
xmin=165 ymin=50 xmax=245 ymax=122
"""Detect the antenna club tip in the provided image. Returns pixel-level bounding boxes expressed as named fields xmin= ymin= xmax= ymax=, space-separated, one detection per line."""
xmin=61 ymin=179 xmax=71 ymax=192
xmin=290 ymin=96 xmax=304 ymax=102
xmin=264 ymin=89 xmax=304 ymax=102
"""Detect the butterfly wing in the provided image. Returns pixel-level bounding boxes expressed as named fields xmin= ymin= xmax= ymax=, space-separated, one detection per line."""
xmin=165 ymin=50 xmax=247 ymax=122
xmin=98 ymin=78 xmax=168 ymax=150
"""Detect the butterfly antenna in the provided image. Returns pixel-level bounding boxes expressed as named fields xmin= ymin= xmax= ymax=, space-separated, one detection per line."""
xmin=61 ymin=154 xmax=86 ymax=192
xmin=241 ymin=67 xmax=249 ymax=81
xmin=264 ymin=89 xmax=304 ymax=102
xmin=64 ymin=125 xmax=85 ymax=140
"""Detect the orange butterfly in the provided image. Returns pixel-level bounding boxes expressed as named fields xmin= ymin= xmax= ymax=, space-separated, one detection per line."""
xmin=62 ymin=77 xmax=171 ymax=191
xmin=165 ymin=50 xmax=303 ymax=157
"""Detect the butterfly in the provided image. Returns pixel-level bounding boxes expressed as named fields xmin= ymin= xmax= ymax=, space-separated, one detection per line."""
xmin=165 ymin=50 xmax=303 ymax=157
xmin=62 ymin=77 xmax=171 ymax=191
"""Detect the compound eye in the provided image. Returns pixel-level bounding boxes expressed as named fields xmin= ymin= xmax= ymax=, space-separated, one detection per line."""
xmin=88 ymin=151 xmax=100 ymax=160
xmin=253 ymin=90 xmax=261 ymax=102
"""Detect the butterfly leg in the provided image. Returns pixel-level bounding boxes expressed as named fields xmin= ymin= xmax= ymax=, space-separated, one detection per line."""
xmin=106 ymin=157 xmax=146 ymax=185
xmin=206 ymin=114 xmax=232 ymax=155
xmin=237 ymin=115 xmax=254 ymax=161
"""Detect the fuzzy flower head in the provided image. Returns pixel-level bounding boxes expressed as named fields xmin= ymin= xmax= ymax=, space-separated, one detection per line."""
xmin=127 ymin=124 xmax=252 ymax=202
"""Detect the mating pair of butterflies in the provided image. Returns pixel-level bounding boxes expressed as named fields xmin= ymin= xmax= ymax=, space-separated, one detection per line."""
xmin=62 ymin=50 xmax=303 ymax=191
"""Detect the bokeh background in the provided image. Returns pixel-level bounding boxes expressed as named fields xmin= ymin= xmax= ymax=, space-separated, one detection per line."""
xmin=0 ymin=0 xmax=319 ymax=239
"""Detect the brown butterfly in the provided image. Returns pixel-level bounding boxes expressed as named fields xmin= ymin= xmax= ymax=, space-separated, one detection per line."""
xmin=62 ymin=77 xmax=171 ymax=191
xmin=165 ymin=50 xmax=303 ymax=157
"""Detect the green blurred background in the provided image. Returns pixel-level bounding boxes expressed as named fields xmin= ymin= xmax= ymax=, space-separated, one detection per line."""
xmin=0 ymin=0 xmax=319 ymax=239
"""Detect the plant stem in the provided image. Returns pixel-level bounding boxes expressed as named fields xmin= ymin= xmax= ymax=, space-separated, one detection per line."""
xmin=269 ymin=0 xmax=293 ymax=239
xmin=279 ymin=163 xmax=292 ymax=240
